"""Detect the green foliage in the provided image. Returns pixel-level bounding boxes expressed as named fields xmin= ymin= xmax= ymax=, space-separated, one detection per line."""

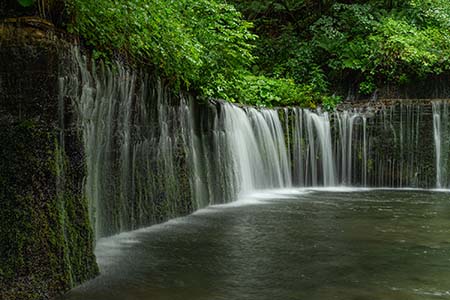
xmin=67 ymin=0 xmax=255 ymax=91
xmin=18 ymin=0 xmax=35 ymax=7
xmin=231 ymin=0 xmax=450 ymax=102
xmin=20 ymin=0 xmax=450 ymax=107
xmin=66 ymin=0 xmax=337 ymax=108
xmin=317 ymin=2 xmax=450 ymax=85
xmin=359 ymin=78 xmax=377 ymax=95
xmin=210 ymin=73 xmax=337 ymax=108
xmin=321 ymin=94 xmax=342 ymax=111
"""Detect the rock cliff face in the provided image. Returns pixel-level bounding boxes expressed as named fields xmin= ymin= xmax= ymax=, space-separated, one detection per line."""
xmin=0 ymin=21 xmax=98 ymax=300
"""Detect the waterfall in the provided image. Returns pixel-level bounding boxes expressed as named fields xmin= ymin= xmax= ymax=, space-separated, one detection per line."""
xmin=63 ymin=50 xmax=450 ymax=240
xmin=195 ymin=103 xmax=292 ymax=199
xmin=327 ymin=103 xmax=431 ymax=188
xmin=433 ymin=101 xmax=449 ymax=188
xmin=69 ymin=52 xmax=294 ymax=238
xmin=304 ymin=109 xmax=336 ymax=186
xmin=288 ymin=104 xmax=432 ymax=188
xmin=225 ymin=104 xmax=291 ymax=192
xmin=71 ymin=52 xmax=198 ymax=238
xmin=335 ymin=110 xmax=359 ymax=185
xmin=362 ymin=116 xmax=367 ymax=186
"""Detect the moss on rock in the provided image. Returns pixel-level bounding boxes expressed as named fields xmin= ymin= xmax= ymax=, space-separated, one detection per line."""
xmin=0 ymin=22 xmax=98 ymax=300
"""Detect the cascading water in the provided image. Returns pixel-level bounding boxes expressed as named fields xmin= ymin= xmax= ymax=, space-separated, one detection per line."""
xmin=335 ymin=110 xmax=359 ymax=185
xmin=192 ymin=102 xmax=292 ymax=204
xmin=63 ymin=50 xmax=450 ymax=240
xmin=237 ymin=105 xmax=291 ymax=190
xmin=298 ymin=109 xmax=336 ymax=186
xmin=67 ymin=51 xmax=294 ymax=239
xmin=70 ymin=51 xmax=198 ymax=238
xmin=433 ymin=100 xmax=450 ymax=188
xmin=287 ymin=102 xmax=438 ymax=188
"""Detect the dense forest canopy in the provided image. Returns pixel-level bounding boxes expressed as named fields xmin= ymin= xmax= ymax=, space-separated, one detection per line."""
xmin=232 ymin=0 xmax=450 ymax=99
xmin=12 ymin=0 xmax=450 ymax=107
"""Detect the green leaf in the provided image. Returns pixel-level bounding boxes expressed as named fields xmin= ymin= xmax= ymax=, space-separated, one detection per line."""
xmin=18 ymin=0 xmax=34 ymax=7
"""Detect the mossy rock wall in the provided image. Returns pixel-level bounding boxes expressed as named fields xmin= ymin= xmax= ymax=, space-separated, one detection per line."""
xmin=0 ymin=22 xmax=98 ymax=299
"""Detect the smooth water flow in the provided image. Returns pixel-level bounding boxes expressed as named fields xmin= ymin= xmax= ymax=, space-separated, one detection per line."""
xmin=220 ymin=103 xmax=291 ymax=192
xmin=71 ymin=52 xmax=198 ymax=238
xmin=288 ymin=103 xmax=441 ymax=188
xmin=433 ymin=101 xmax=449 ymax=188
xmin=65 ymin=52 xmax=450 ymax=240
xmin=336 ymin=111 xmax=358 ymax=185
xmin=304 ymin=109 xmax=336 ymax=186
xmin=59 ymin=52 xmax=450 ymax=300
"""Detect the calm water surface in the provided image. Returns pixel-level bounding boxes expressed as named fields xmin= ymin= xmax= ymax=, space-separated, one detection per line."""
xmin=62 ymin=189 xmax=450 ymax=300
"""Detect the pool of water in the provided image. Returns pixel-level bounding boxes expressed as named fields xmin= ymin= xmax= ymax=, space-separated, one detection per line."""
xmin=61 ymin=189 xmax=450 ymax=300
